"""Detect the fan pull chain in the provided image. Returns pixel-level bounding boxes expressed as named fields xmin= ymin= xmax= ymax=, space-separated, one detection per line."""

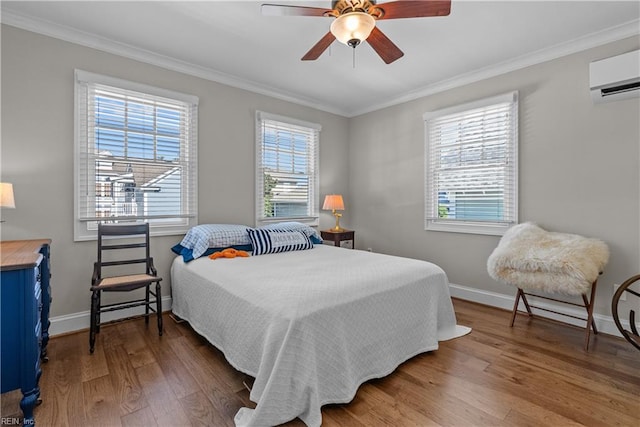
xmin=352 ymin=48 xmax=356 ymax=69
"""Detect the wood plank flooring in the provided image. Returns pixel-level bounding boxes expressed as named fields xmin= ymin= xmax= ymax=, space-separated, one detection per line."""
xmin=2 ymin=299 xmax=639 ymax=426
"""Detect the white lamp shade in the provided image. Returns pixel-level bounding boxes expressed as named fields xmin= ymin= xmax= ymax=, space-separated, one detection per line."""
xmin=0 ymin=182 xmax=16 ymax=208
xmin=323 ymin=194 xmax=345 ymax=211
xmin=330 ymin=12 xmax=375 ymax=45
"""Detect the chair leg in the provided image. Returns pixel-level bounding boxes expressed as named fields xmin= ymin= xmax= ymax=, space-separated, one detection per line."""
xmin=145 ymin=284 xmax=150 ymax=325
xmin=89 ymin=290 xmax=99 ymax=354
xmin=96 ymin=291 xmax=101 ymax=333
xmin=510 ymin=288 xmax=523 ymax=326
xmin=520 ymin=292 xmax=533 ymax=316
xmin=156 ymin=281 xmax=163 ymax=336
xmin=583 ymin=279 xmax=599 ymax=351
xmin=586 ymin=280 xmax=598 ymax=335
xmin=511 ymin=288 xmax=534 ymax=327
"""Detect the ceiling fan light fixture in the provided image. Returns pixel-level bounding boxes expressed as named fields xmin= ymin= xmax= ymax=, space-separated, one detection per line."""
xmin=330 ymin=12 xmax=375 ymax=47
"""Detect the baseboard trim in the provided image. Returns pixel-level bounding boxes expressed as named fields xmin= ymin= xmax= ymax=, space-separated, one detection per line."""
xmin=449 ymin=283 xmax=628 ymax=339
xmin=50 ymin=286 xmax=629 ymax=340
xmin=49 ymin=296 xmax=173 ymax=337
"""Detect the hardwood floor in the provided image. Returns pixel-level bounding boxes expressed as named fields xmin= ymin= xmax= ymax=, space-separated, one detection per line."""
xmin=2 ymin=299 xmax=639 ymax=426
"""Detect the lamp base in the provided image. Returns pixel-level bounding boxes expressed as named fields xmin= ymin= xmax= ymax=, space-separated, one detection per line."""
xmin=332 ymin=211 xmax=343 ymax=232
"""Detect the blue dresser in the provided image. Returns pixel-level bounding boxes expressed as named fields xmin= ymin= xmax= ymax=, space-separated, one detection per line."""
xmin=1 ymin=239 xmax=51 ymax=426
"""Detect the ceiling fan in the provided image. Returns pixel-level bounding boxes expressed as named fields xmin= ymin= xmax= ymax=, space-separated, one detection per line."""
xmin=261 ymin=0 xmax=451 ymax=64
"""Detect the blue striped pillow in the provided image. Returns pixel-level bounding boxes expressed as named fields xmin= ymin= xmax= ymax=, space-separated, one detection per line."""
xmin=247 ymin=228 xmax=313 ymax=256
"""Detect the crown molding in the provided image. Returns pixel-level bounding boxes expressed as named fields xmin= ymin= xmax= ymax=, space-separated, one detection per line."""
xmin=0 ymin=9 xmax=350 ymax=117
xmin=348 ymin=19 xmax=640 ymax=117
xmin=2 ymin=9 xmax=638 ymax=118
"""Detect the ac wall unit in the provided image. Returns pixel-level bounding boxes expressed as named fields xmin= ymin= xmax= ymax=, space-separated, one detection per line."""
xmin=589 ymin=49 xmax=640 ymax=103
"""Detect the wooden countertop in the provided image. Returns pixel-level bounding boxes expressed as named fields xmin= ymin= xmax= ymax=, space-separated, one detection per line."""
xmin=1 ymin=239 xmax=51 ymax=271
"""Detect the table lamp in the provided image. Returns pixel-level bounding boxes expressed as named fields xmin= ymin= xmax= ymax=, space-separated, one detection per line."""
xmin=0 ymin=183 xmax=16 ymax=223
xmin=323 ymin=194 xmax=345 ymax=231
xmin=0 ymin=182 xmax=15 ymax=209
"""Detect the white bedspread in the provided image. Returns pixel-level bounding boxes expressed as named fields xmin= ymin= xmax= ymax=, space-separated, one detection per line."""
xmin=171 ymin=245 xmax=462 ymax=427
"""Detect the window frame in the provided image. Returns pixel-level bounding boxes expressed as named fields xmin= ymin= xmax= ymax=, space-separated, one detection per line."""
xmin=255 ymin=111 xmax=320 ymax=227
xmin=74 ymin=70 xmax=198 ymax=241
xmin=424 ymin=91 xmax=519 ymax=236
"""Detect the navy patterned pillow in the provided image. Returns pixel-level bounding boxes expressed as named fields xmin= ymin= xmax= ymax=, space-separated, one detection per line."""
xmin=261 ymin=221 xmax=323 ymax=244
xmin=247 ymin=228 xmax=313 ymax=256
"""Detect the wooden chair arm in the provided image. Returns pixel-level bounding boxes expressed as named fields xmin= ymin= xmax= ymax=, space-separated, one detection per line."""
xmin=91 ymin=262 xmax=100 ymax=286
xmin=148 ymin=257 xmax=158 ymax=276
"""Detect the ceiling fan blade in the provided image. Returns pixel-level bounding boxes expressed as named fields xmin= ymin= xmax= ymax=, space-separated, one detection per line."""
xmin=302 ymin=32 xmax=336 ymax=61
xmin=261 ymin=4 xmax=332 ymax=17
xmin=367 ymin=27 xmax=404 ymax=64
xmin=373 ymin=0 xmax=451 ymax=20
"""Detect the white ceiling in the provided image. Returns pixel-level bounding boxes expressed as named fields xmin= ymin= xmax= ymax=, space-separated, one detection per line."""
xmin=2 ymin=1 xmax=639 ymax=117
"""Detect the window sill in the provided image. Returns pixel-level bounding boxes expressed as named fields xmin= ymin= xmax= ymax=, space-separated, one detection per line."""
xmin=256 ymin=217 xmax=319 ymax=228
xmin=425 ymin=220 xmax=511 ymax=236
xmin=74 ymin=221 xmax=195 ymax=242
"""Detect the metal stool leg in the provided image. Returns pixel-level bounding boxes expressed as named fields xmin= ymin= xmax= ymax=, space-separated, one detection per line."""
xmin=510 ymin=288 xmax=534 ymax=327
xmin=583 ymin=279 xmax=598 ymax=351
xmin=510 ymin=289 xmax=521 ymax=326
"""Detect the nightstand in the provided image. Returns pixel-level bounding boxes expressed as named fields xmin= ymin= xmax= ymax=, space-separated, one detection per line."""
xmin=321 ymin=229 xmax=355 ymax=249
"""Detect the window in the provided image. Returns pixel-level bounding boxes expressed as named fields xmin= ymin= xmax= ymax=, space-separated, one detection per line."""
xmin=74 ymin=70 xmax=198 ymax=240
xmin=424 ymin=91 xmax=518 ymax=235
xmin=255 ymin=111 xmax=320 ymax=226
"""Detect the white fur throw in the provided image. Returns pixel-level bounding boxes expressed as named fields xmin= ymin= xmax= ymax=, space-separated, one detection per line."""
xmin=487 ymin=222 xmax=609 ymax=295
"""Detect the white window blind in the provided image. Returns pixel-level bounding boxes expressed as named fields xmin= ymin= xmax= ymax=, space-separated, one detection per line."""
xmin=74 ymin=70 xmax=198 ymax=240
xmin=424 ymin=91 xmax=518 ymax=235
xmin=255 ymin=111 xmax=320 ymax=226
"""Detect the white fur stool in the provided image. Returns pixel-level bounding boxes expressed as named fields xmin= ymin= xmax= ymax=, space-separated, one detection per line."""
xmin=487 ymin=222 xmax=609 ymax=350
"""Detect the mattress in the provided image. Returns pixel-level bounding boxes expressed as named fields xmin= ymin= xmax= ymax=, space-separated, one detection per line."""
xmin=171 ymin=244 xmax=463 ymax=426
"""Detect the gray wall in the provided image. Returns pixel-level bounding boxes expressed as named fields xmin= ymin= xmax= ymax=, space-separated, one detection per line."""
xmin=2 ymin=24 xmax=639 ymax=324
xmin=348 ymin=36 xmax=640 ymax=318
xmin=0 ymin=25 xmax=350 ymax=319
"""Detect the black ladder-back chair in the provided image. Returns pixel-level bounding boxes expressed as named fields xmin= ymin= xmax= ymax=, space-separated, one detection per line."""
xmin=90 ymin=223 xmax=163 ymax=353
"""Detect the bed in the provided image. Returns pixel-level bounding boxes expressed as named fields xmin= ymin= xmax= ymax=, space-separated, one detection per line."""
xmin=171 ymin=241 xmax=467 ymax=427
